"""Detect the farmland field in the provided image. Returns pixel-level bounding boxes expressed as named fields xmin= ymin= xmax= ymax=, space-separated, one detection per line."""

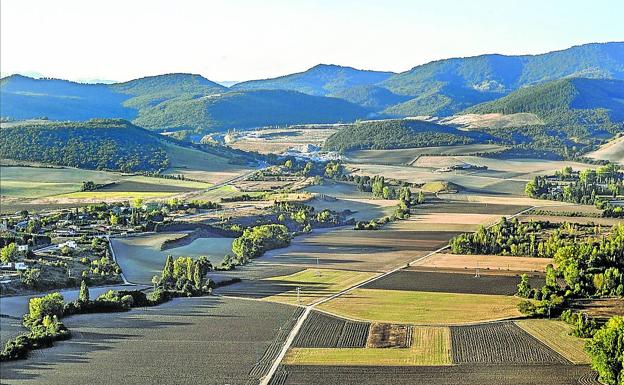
xmin=261 ymin=269 xmax=378 ymax=305
xmin=111 ymin=233 xmax=235 ymax=284
xmin=305 ymin=196 xmax=397 ymax=221
xmin=515 ymin=319 xmax=590 ymax=364
xmin=292 ymin=311 xmax=369 ymax=348
xmin=284 ymin=326 xmax=452 ymax=366
xmin=317 ymin=288 xmax=523 ymax=325
xmin=412 ymin=253 xmax=553 ymax=273
xmin=346 ymin=144 xmax=506 ymax=165
xmin=362 ymin=270 xmax=544 ymax=296
xmin=162 ymin=142 xmax=251 ymax=184
xmin=0 ymin=166 xmax=117 ymax=198
xmin=274 ymin=364 xmax=598 ymax=385
xmin=256 ymin=227 xmax=462 ymax=273
xmin=450 ymin=322 xmax=567 ymax=364
xmin=1 ymin=296 xmax=300 ymax=385
xmin=587 ymin=135 xmax=624 ymax=164
xmin=54 ymin=191 xmax=177 ymax=200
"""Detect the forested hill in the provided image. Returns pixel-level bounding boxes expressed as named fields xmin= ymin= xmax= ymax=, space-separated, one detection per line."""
xmin=1 ymin=74 xmax=371 ymax=132
xmin=0 ymin=74 xmax=136 ymax=121
xmin=231 ymin=64 xmax=395 ymax=96
xmin=130 ymin=89 xmax=371 ymax=131
xmin=381 ymin=42 xmax=624 ymax=116
xmin=0 ymin=119 xmax=170 ymax=172
xmin=323 ymin=119 xmax=492 ymax=152
xmin=465 ymin=78 xmax=624 ymax=134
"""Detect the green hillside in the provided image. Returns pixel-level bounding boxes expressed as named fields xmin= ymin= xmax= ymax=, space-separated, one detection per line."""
xmin=329 ymin=85 xmax=410 ymax=110
xmin=231 ymin=64 xmax=394 ymax=96
xmin=381 ymin=42 xmax=624 ymax=116
xmin=465 ymin=78 xmax=624 ymax=134
xmin=0 ymin=119 xmax=171 ymax=172
xmin=0 ymin=75 xmax=136 ymax=121
xmin=460 ymin=78 xmax=624 ymax=158
xmin=323 ymin=119 xmax=492 ymax=152
xmin=132 ymin=89 xmax=370 ymax=131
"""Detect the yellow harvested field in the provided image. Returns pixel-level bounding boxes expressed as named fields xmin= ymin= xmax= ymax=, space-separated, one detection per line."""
xmin=515 ymin=319 xmax=590 ymax=364
xmin=263 ymin=269 xmax=378 ymax=305
xmin=437 ymin=193 xmax=575 ymax=207
xmin=283 ymin=326 xmax=452 ymax=366
xmin=318 ymin=288 xmax=524 ymax=325
xmin=413 ymin=253 xmax=553 ymax=273
xmin=408 ymin=212 xmax=500 ymax=226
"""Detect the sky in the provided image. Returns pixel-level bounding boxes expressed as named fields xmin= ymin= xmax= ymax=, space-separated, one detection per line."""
xmin=1 ymin=0 xmax=623 ymax=83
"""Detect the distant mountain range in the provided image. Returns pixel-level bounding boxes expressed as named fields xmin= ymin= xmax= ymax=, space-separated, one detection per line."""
xmin=1 ymin=42 xmax=623 ymax=134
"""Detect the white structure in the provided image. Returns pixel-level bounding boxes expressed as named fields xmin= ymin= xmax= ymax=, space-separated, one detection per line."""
xmin=14 ymin=262 xmax=28 ymax=271
xmin=59 ymin=240 xmax=78 ymax=249
xmin=17 ymin=245 xmax=29 ymax=252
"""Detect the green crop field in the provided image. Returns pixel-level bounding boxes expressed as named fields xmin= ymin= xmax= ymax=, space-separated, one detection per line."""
xmin=318 ymin=288 xmax=524 ymax=325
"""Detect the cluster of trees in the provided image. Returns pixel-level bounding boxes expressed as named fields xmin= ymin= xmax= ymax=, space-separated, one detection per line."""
xmin=1 ymin=292 xmax=69 ymax=361
xmin=525 ymin=164 xmax=623 ymax=206
xmin=586 ymin=316 xmax=624 ymax=385
xmin=273 ymin=201 xmax=341 ymax=231
xmin=450 ymin=218 xmax=551 ymax=257
xmin=153 ymin=255 xmax=212 ymax=297
xmin=231 ymin=224 xmax=291 ymax=263
xmin=0 ymin=119 xmax=170 ymax=172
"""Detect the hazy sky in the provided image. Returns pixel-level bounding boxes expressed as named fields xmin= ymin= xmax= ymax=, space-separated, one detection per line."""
xmin=2 ymin=0 xmax=623 ymax=82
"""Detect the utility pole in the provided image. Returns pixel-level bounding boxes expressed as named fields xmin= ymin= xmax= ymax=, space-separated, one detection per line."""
xmin=296 ymin=286 xmax=301 ymax=304
xmin=475 ymin=262 xmax=480 ymax=278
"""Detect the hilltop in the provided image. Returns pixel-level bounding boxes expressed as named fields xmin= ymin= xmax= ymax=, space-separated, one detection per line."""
xmin=231 ymin=64 xmax=394 ymax=96
xmin=381 ymin=42 xmax=624 ymax=116
xmin=0 ymin=119 xmax=255 ymax=172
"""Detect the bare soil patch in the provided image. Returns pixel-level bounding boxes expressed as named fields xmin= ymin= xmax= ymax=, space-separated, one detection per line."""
xmin=362 ymin=270 xmax=544 ymax=295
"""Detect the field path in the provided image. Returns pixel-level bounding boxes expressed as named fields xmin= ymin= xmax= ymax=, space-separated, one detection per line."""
xmin=258 ymin=204 xmax=537 ymax=385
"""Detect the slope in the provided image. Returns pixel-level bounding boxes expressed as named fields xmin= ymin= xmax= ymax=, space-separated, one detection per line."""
xmin=381 ymin=42 xmax=624 ymax=117
xmin=231 ymin=64 xmax=394 ymax=96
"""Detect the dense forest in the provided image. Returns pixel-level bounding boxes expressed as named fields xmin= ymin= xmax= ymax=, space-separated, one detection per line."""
xmin=0 ymin=119 xmax=169 ymax=172
xmin=323 ymin=119 xmax=492 ymax=152
xmin=381 ymin=42 xmax=624 ymax=116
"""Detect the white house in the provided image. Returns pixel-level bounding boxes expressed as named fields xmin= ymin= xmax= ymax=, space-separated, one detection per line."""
xmin=17 ymin=245 xmax=29 ymax=252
